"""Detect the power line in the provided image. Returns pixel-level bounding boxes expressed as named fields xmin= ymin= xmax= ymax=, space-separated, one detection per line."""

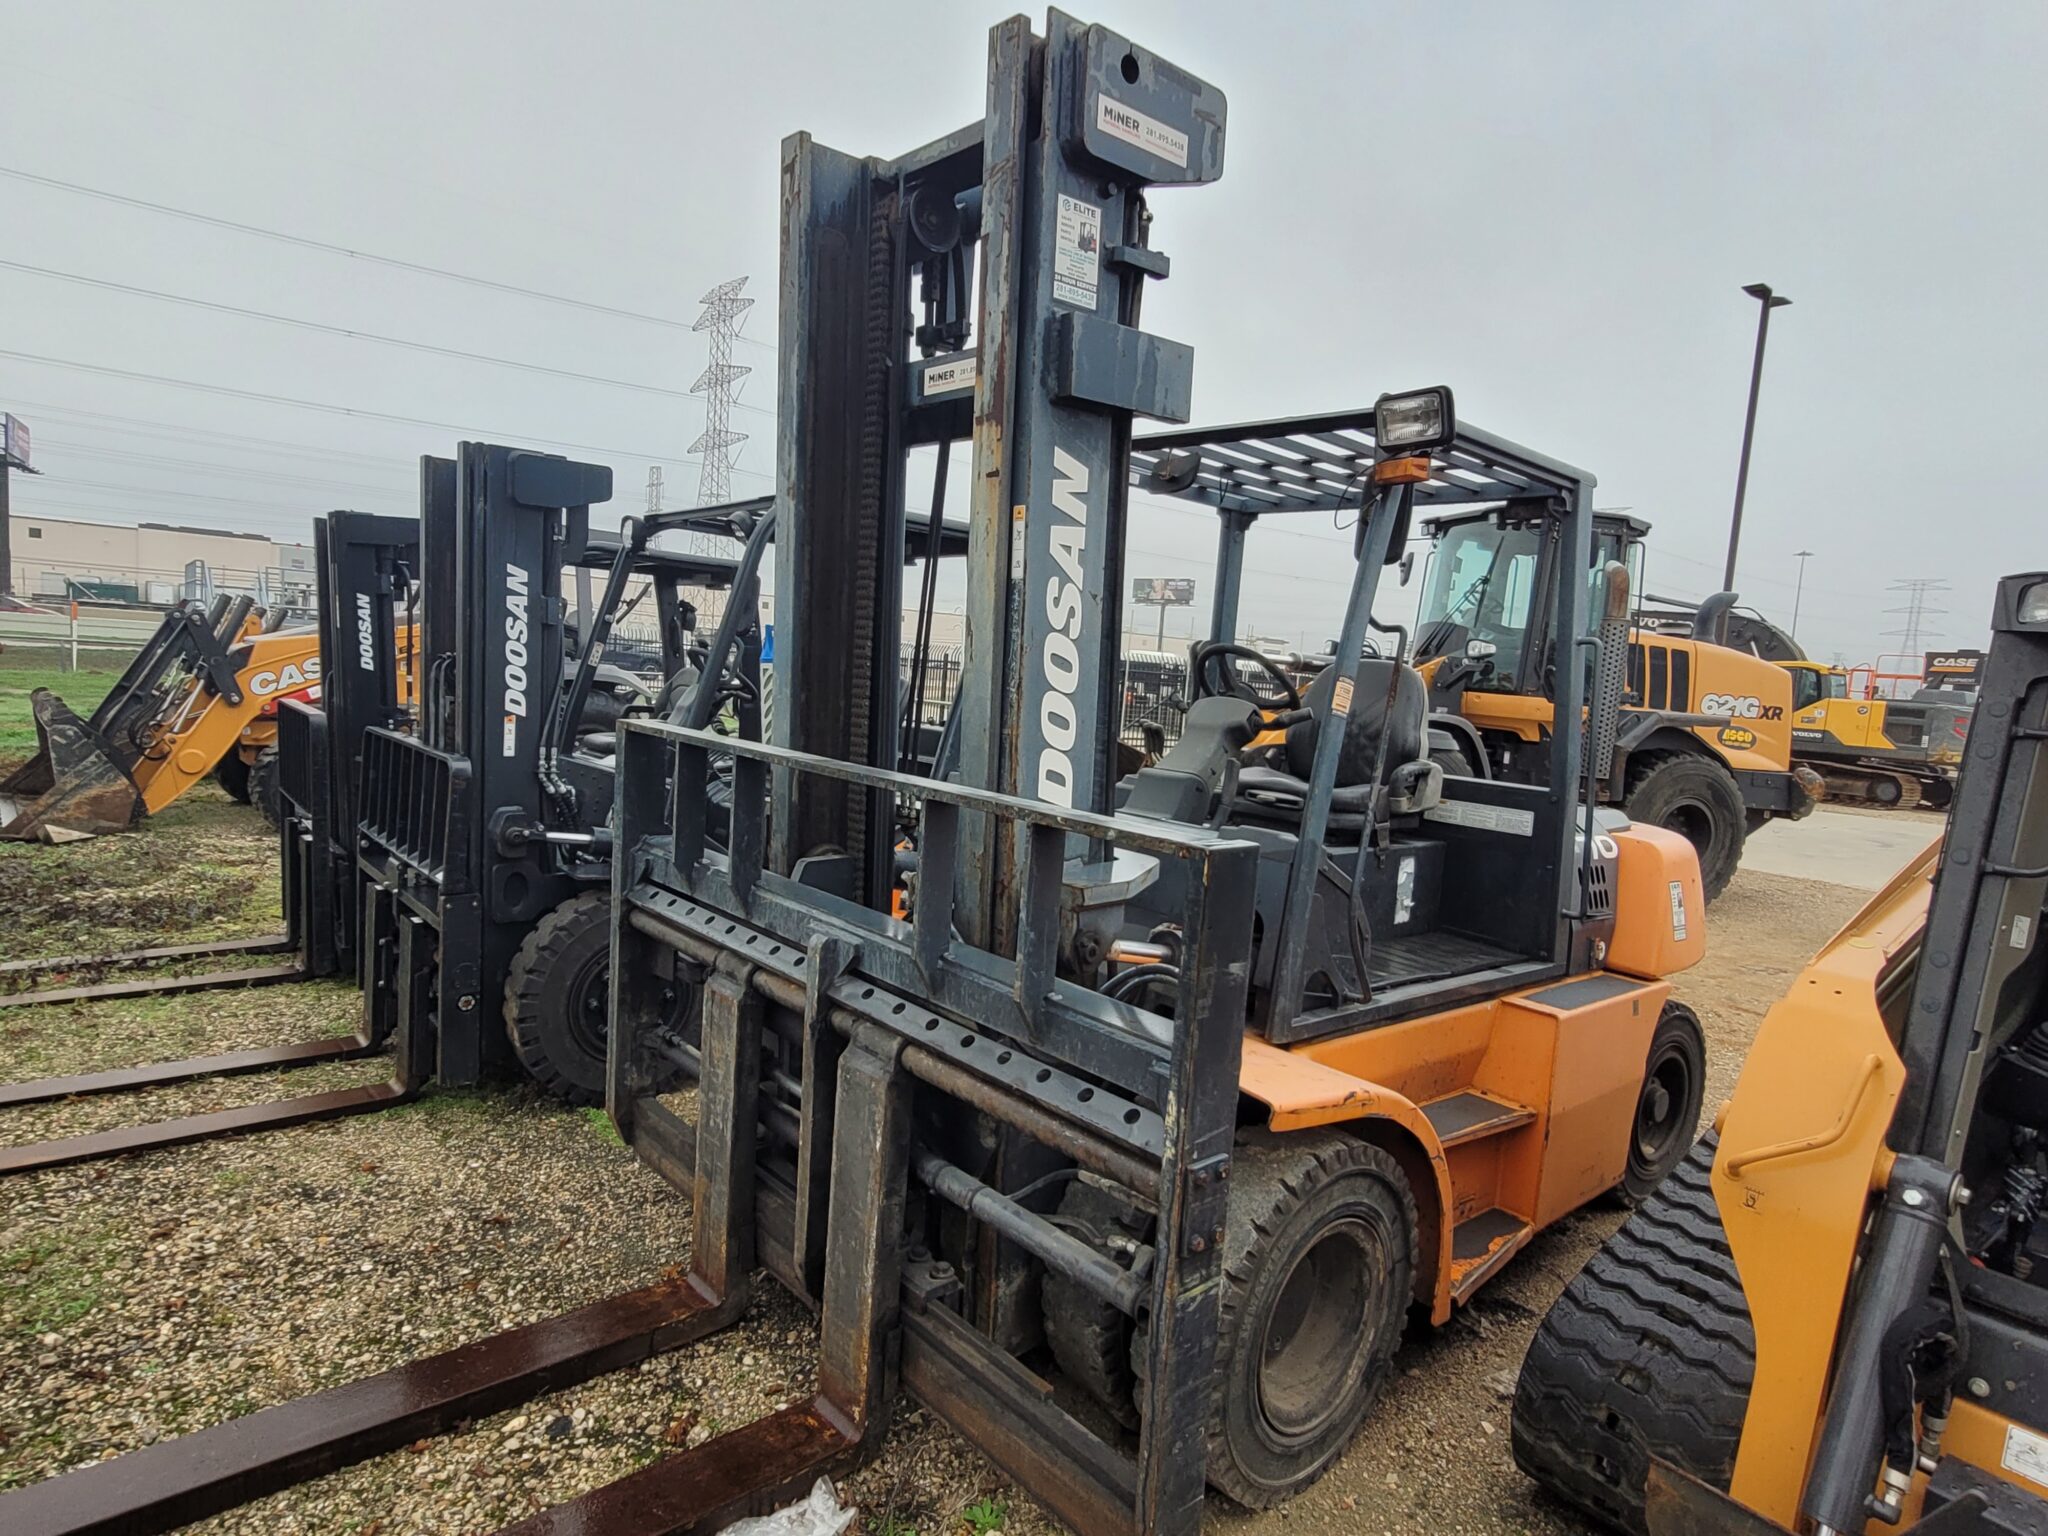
xmin=5 ymin=400 xmax=423 ymax=470
xmin=39 ymin=440 xmax=407 ymax=495
xmin=0 ymin=163 xmax=773 ymax=350
xmin=0 ymin=349 xmax=776 ymax=479
xmin=0 ymin=258 xmax=765 ymax=403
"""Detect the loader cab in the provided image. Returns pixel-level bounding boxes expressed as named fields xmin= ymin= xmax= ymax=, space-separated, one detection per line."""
xmin=1411 ymin=506 xmax=1650 ymax=703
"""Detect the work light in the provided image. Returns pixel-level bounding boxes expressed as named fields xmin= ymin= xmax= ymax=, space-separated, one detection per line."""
xmin=2020 ymin=579 xmax=2048 ymax=626
xmin=1375 ymin=387 xmax=1456 ymax=453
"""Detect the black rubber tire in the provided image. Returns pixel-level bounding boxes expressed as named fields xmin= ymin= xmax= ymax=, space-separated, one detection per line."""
xmin=1196 ymin=1130 xmax=1417 ymax=1508
xmin=1430 ymin=744 xmax=1474 ymax=779
xmin=1624 ymin=753 xmax=1746 ymax=903
xmin=213 ymin=751 xmax=253 ymax=804
xmin=1512 ymin=1133 xmax=1755 ymax=1536
xmin=1618 ymin=1001 xmax=1706 ymax=1205
xmin=1042 ymin=1178 xmax=1146 ymax=1430
xmin=248 ymin=747 xmax=281 ymax=830
xmin=1920 ymin=776 xmax=1954 ymax=811
xmin=503 ymin=891 xmax=622 ymax=1105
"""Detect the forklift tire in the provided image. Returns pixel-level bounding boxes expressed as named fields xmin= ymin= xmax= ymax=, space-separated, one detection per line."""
xmin=1042 ymin=1178 xmax=1147 ymax=1430
xmin=1194 ymin=1130 xmax=1416 ymax=1508
xmin=504 ymin=891 xmax=626 ymax=1106
xmin=248 ymin=747 xmax=282 ymax=830
xmin=1618 ymin=1001 xmax=1705 ymax=1205
xmin=1623 ymin=753 xmax=1745 ymax=903
xmin=1512 ymin=1133 xmax=1755 ymax=1536
xmin=213 ymin=752 xmax=253 ymax=804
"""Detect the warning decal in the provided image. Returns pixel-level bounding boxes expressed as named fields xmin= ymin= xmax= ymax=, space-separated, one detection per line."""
xmin=1053 ymin=195 xmax=1101 ymax=309
xmin=2003 ymin=1423 xmax=2048 ymax=1490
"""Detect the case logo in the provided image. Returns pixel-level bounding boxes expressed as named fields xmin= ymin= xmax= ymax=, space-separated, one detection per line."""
xmin=249 ymin=658 xmax=322 ymax=697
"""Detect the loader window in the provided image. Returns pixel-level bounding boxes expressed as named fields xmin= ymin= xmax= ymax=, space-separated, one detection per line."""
xmin=1789 ymin=668 xmax=1825 ymax=711
xmin=1416 ymin=521 xmax=1540 ymax=686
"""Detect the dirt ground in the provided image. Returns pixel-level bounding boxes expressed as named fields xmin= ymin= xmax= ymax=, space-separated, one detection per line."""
xmin=0 ymin=782 xmax=1878 ymax=1536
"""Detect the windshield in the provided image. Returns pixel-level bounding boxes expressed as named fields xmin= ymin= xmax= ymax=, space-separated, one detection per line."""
xmin=1416 ymin=520 xmax=1539 ymax=685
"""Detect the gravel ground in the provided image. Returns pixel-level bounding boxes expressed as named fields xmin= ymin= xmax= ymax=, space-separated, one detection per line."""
xmin=0 ymin=784 xmax=1884 ymax=1535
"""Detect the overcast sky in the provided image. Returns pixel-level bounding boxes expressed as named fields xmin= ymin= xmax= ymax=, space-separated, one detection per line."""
xmin=3 ymin=1 xmax=2042 ymax=666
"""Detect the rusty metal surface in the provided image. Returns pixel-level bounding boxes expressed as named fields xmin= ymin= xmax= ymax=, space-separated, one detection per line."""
xmin=1643 ymin=1460 xmax=1786 ymax=1536
xmin=0 ymin=689 xmax=146 ymax=842
xmin=0 ymin=1081 xmax=405 ymax=1177
xmin=494 ymin=1400 xmax=858 ymax=1536
xmin=0 ymin=963 xmax=308 ymax=1010
xmin=0 ymin=1034 xmax=372 ymax=1109
xmin=0 ymin=1276 xmax=736 ymax=1536
xmin=0 ymin=934 xmax=294 ymax=979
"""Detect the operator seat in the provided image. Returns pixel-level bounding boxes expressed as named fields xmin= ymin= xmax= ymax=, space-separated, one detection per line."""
xmin=1234 ymin=660 xmax=1442 ymax=830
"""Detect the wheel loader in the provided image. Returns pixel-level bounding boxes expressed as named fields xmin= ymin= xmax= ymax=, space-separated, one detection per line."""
xmin=1514 ymin=571 xmax=2048 ymax=1536
xmin=1411 ymin=506 xmax=1822 ymax=901
xmin=0 ymin=594 xmax=333 ymax=840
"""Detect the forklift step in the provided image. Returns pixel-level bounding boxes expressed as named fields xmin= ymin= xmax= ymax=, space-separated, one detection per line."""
xmin=0 ymin=1081 xmax=406 ymax=1177
xmin=493 ymin=1399 xmax=859 ymax=1536
xmin=1448 ymin=1207 xmax=1535 ymax=1303
xmin=0 ymin=1275 xmax=739 ymax=1536
xmin=1420 ymin=1091 xmax=1537 ymax=1148
xmin=0 ymin=1034 xmax=375 ymax=1109
xmin=0 ymin=962 xmax=308 ymax=1010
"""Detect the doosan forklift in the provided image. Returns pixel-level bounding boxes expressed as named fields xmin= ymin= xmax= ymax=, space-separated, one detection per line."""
xmin=3 ymin=12 xmax=1710 ymax=1534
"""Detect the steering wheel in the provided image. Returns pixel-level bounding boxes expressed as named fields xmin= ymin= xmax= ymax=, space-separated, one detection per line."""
xmin=1192 ymin=642 xmax=1302 ymax=712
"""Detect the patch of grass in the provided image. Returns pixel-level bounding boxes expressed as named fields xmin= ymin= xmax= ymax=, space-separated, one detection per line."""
xmin=213 ymin=1170 xmax=255 ymax=1190
xmin=1 ymin=1226 xmax=117 ymax=1337
xmin=960 ymin=1498 xmax=1007 ymax=1534
xmin=386 ymin=1088 xmax=508 ymax=1123
xmin=580 ymin=1106 xmax=625 ymax=1147
xmin=0 ymin=665 xmax=124 ymax=761
xmin=873 ymin=1517 xmax=920 ymax=1536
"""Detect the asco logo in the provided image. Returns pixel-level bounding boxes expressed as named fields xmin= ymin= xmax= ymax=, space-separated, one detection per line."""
xmin=1717 ymin=724 xmax=1758 ymax=750
xmin=1699 ymin=692 xmax=1784 ymax=722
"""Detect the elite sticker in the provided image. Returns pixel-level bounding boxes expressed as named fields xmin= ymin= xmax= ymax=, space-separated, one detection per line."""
xmin=1053 ymin=195 xmax=1101 ymax=309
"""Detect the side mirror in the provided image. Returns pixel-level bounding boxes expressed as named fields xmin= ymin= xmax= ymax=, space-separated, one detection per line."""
xmin=1399 ymin=552 xmax=1415 ymax=586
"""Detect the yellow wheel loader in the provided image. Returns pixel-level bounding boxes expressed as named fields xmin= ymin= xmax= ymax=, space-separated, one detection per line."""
xmin=0 ymin=595 xmax=327 ymax=841
xmin=1513 ymin=571 xmax=2048 ymax=1536
xmin=1415 ymin=509 xmax=1823 ymax=901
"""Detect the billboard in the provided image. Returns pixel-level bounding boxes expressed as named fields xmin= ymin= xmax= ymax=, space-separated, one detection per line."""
xmin=1 ymin=413 xmax=28 ymax=471
xmin=1131 ymin=576 xmax=1196 ymax=606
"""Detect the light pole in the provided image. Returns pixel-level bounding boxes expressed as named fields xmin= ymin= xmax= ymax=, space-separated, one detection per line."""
xmin=1790 ymin=547 xmax=1815 ymax=641
xmin=1724 ymin=282 xmax=1792 ymax=593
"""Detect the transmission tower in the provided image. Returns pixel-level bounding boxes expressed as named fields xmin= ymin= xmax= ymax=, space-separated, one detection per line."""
xmin=1883 ymin=578 xmax=1949 ymax=657
xmin=645 ymin=464 xmax=664 ymax=513
xmin=689 ymin=277 xmax=753 ymax=511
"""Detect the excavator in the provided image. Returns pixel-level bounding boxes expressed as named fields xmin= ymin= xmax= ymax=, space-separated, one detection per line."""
xmin=1412 ymin=506 xmax=1821 ymax=901
xmin=0 ymin=595 xmax=340 ymax=841
xmin=1638 ymin=592 xmax=1971 ymax=809
xmin=1514 ymin=571 xmax=2048 ymax=1536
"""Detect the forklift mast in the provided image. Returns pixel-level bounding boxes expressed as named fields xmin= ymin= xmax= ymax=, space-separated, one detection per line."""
xmin=276 ymin=509 xmax=419 ymax=980
xmin=777 ymin=9 xmax=1222 ymax=940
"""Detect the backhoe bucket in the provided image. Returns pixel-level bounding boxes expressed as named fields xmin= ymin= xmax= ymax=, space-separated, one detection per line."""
xmin=0 ymin=689 xmax=146 ymax=842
